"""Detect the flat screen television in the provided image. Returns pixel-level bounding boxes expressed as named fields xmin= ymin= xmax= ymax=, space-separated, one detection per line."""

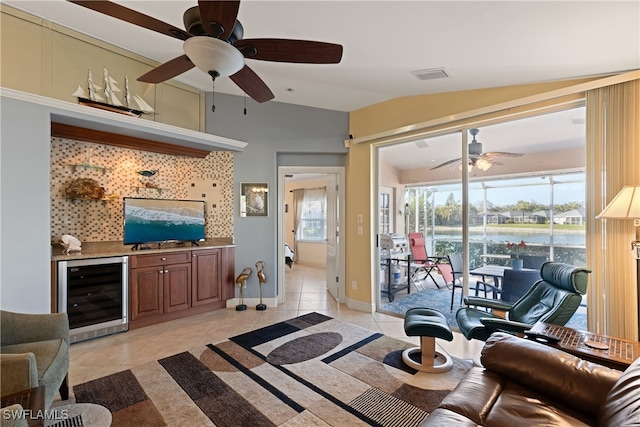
xmin=123 ymin=198 xmax=205 ymax=247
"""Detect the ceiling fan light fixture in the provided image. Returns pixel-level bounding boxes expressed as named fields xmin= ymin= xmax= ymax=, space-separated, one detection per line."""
xmin=183 ymin=36 xmax=244 ymax=78
xmin=476 ymin=158 xmax=492 ymax=171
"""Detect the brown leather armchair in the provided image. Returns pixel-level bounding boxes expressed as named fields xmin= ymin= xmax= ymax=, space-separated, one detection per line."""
xmin=421 ymin=332 xmax=639 ymax=426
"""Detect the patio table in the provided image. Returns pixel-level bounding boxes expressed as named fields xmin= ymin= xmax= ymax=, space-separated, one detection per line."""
xmin=470 ymin=264 xmax=538 ymax=295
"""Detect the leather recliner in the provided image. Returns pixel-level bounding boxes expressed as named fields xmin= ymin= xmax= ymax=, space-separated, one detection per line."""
xmin=456 ymin=262 xmax=590 ymax=341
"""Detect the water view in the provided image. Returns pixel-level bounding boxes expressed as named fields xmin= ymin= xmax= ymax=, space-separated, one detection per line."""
xmin=429 ymin=228 xmax=585 ymax=246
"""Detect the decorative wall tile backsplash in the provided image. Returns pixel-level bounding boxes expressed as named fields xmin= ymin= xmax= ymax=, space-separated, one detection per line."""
xmin=51 ymin=138 xmax=234 ymax=242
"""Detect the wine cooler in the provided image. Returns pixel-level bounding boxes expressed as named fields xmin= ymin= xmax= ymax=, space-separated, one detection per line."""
xmin=58 ymin=256 xmax=128 ymax=343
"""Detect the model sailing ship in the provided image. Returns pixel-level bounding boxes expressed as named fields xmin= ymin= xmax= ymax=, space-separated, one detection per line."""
xmin=72 ymin=68 xmax=154 ymax=117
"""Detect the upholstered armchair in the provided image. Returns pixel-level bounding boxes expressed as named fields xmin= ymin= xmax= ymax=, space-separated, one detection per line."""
xmin=0 ymin=311 xmax=70 ymax=409
xmin=456 ymin=262 xmax=590 ymax=341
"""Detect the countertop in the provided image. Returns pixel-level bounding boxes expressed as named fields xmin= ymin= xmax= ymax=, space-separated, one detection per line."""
xmin=51 ymin=238 xmax=234 ymax=261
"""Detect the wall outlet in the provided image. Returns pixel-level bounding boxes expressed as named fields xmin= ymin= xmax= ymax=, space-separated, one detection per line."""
xmin=357 ymin=226 xmax=363 ymax=235
xmin=351 ymin=280 xmax=357 ymax=290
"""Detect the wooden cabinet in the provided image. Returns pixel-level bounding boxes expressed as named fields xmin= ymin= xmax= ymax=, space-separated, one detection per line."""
xmin=164 ymin=263 xmax=192 ymax=313
xmin=130 ymin=252 xmax=192 ymax=321
xmin=192 ymin=249 xmax=222 ymax=307
xmin=130 ymin=265 xmax=164 ymax=320
xmin=129 ymin=247 xmax=234 ymax=328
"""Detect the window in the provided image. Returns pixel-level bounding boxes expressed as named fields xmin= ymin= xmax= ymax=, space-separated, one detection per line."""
xmin=379 ymin=187 xmax=392 ymax=234
xmin=405 ymin=172 xmax=586 ymax=267
xmin=297 ymin=188 xmax=327 ymax=241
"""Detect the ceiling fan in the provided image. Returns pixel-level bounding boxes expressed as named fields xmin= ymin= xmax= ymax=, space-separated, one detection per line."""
xmin=431 ymin=128 xmax=523 ymax=171
xmin=68 ymin=1 xmax=343 ymax=103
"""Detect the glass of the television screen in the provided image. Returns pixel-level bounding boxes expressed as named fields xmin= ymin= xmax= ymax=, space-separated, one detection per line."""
xmin=123 ymin=198 xmax=205 ymax=250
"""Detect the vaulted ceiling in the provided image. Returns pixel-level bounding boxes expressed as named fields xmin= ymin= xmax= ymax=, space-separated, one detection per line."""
xmin=5 ymin=1 xmax=639 ymax=112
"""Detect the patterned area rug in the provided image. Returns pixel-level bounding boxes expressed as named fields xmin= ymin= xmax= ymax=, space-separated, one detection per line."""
xmin=71 ymin=313 xmax=472 ymax=426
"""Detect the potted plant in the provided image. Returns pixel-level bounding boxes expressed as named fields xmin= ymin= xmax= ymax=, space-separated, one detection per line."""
xmin=506 ymin=240 xmax=526 ymax=270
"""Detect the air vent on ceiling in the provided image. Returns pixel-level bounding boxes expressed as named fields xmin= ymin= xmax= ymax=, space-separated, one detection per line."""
xmin=411 ymin=67 xmax=450 ymax=81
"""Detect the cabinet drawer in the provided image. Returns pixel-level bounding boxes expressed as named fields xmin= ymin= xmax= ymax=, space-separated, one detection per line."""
xmin=131 ymin=252 xmax=190 ymax=268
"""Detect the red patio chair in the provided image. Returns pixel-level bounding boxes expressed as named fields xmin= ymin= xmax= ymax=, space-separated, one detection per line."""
xmin=408 ymin=232 xmax=451 ymax=290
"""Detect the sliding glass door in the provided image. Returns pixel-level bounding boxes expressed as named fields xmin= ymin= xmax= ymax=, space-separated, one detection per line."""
xmin=376 ymin=105 xmax=586 ymax=316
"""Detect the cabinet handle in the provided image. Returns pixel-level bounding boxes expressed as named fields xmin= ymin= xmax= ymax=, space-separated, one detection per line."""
xmin=161 ymin=257 xmax=167 ymax=261
xmin=165 ymin=270 xmax=169 ymax=273
xmin=159 ymin=270 xmax=164 ymax=274
xmin=193 ymin=254 xmax=196 ymax=258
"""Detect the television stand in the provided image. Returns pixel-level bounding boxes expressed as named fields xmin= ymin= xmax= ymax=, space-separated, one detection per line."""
xmin=130 ymin=243 xmax=164 ymax=251
xmin=130 ymin=243 xmax=152 ymax=251
xmin=130 ymin=241 xmax=201 ymax=251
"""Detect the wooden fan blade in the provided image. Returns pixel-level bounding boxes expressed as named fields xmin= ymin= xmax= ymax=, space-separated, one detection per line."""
xmin=482 ymin=152 xmax=524 ymax=159
xmin=230 ymin=65 xmax=274 ymax=103
xmin=68 ymin=1 xmax=191 ymax=40
xmin=431 ymin=158 xmax=462 ymax=170
xmin=234 ymin=39 xmax=343 ymax=63
xmin=198 ymin=0 xmax=240 ymax=40
xmin=138 ymin=55 xmax=195 ymax=83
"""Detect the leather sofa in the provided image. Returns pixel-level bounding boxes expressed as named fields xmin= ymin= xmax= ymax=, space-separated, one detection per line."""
xmin=421 ymin=332 xmax=639 ymax=426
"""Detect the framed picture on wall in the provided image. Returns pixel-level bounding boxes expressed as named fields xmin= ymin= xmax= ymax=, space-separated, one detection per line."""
xmin=240 ymin=182 xmax=268 ymax=217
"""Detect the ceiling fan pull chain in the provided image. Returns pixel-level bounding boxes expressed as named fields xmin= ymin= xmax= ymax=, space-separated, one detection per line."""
xmin=211 ymin=78 xmax=216 ymax=113
xmin=244 ymin=93 xmax=247 ymax=115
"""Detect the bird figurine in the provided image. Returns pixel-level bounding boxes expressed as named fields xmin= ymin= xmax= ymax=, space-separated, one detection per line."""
xmin=61 ymin=234 xmax=82 ymax=255
xmin=137 ymin=170 xmax=158 ymax=177
xmin=234 ymin=267 xmax=252 ymax=311
xmin=255 ymin=261 xmax=267 ymax=311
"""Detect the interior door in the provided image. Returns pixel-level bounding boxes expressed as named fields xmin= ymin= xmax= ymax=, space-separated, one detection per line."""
xmin=326 ymin=174 xmax=339 ymax=300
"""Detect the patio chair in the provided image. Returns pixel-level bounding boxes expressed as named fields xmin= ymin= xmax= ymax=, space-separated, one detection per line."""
xmin=520 ymin=255 xmax=547 ymax=270
xmin=475 ymin=268 xmax=542 ymax=302
xmin=408 ymin=232 xmax=449 ymax=289
xmin=440 ymin=253 xmax=464 ymax=310
xmin=456 ymin=262 xmax=590 ymax=341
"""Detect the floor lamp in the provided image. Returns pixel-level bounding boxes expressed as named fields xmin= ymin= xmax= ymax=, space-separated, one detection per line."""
xmin=596 ymin=185 xmax=640 ymax=339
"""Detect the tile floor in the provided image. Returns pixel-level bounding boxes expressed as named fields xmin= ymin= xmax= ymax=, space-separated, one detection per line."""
xmin=65 ymin=264 xmax=483 ymax=402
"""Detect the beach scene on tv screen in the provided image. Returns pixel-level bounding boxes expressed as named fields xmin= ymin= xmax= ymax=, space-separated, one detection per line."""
xmin=124 ymin=198 xmax=205 ymax=244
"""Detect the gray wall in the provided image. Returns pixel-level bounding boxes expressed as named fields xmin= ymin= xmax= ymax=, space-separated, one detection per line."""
xmin=206 ymin=93 xmax=348 ymax=300
xmin=0 ymin=91 xmax=347 ymax=313
xmin=1 ymin=97 xmax=53 ymax=312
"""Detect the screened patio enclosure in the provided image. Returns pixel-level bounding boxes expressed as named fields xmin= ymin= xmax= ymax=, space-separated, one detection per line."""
xmin=377 ymin=105 xmax=587 ymax=311
xmin=405 ymin=172 xmax=586 ymax=269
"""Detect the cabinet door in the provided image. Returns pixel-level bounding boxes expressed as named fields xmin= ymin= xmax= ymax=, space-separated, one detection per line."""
xmin=164 ymin=262 xmax=192 ymax=313
xmin=192 ymin=249 xmax=222 ymax=306
xmin=130 ymin=266 xmax=163 ymax=321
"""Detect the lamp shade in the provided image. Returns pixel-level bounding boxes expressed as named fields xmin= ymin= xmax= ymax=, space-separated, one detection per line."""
xmin=183 ymin=36 xmax=244 ymax=78
xmin=596 ymin=185 xmax=640 ymax=219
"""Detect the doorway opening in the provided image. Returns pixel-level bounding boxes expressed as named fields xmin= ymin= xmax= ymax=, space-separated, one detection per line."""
xmin=277 ymin=166 xmax=345 ymax=306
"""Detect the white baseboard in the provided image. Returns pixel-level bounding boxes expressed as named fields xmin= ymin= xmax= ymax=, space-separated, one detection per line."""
xmin=344 ymin=297 xmax=375 ymax=313
xmin=226 ymin=296 xmax=375 ymax=315
xmin=294 ymin=261 xmax=326 ymax=269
